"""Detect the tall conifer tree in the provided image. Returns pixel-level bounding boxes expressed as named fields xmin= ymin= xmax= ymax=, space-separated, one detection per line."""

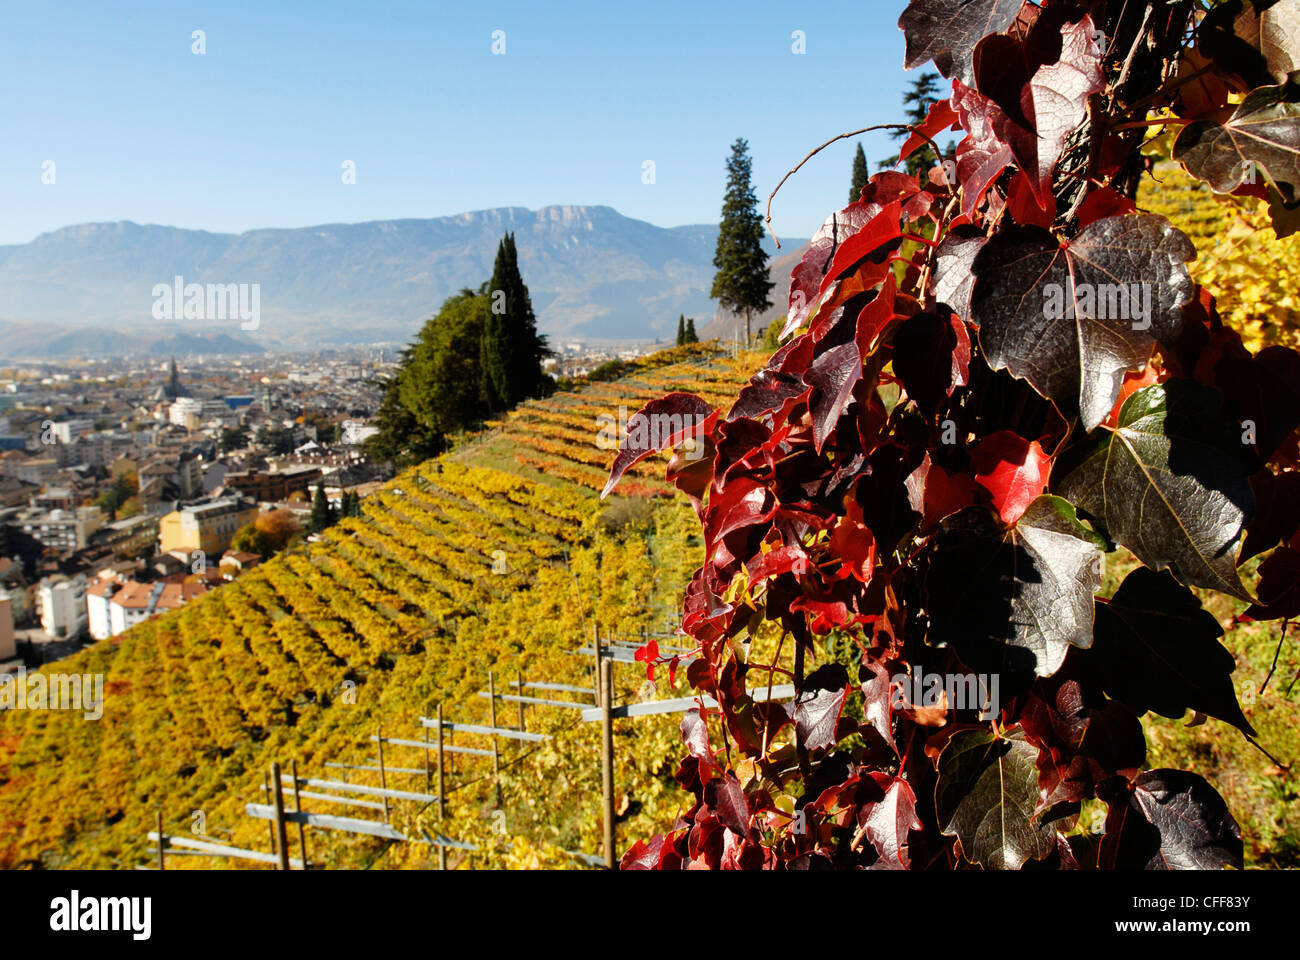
xmin=849 ymin=143 xmax=869 ymax=203
xmin=711 ymin=138 xmax=774 ymax=346
xmin=481 ymin=232 xmax=549 ymax=408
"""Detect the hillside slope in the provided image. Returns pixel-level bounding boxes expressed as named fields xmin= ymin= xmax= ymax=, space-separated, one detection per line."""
xmin=0 ymin=345 xmax=760 ymax=869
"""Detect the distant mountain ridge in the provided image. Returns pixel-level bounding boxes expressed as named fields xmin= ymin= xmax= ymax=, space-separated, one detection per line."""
xmin=0 ymin=207 xmax=803 ymax=357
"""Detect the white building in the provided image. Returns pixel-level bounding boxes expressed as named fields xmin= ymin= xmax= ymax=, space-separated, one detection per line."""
xmin=38 ymin=575 xmax=87 ymax=639
xmin=168 ymin=397 xmax=204 ymax=427
xmin=342 ymin=420 xmax=379 ymax=446
xmin=86 ymin=575 xmax=206 ymax=640
xmin=51 ymin=419 xmax=94 ymax=444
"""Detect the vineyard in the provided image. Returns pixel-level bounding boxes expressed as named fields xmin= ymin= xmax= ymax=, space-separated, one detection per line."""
xmin=1 ymin=333 xmax=1297 ymax=867
xmin=0 ymin=344 xmax=763 ymax=869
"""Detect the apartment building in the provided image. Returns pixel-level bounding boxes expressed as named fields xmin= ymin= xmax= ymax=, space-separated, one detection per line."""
xmin=86 ymin=576 xmax=208 ymax=639
xmin=158 ymin=497 xmax=257 ymax=558
xmin=37 ymin=575 xmax=87 ymax=639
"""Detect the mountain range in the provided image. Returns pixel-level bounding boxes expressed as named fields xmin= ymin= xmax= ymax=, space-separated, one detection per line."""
xmin=0 ymin=207 xmax=806 ymax=358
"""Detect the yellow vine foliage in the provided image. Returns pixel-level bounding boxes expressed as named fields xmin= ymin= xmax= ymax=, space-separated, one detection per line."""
xmin=0 ymin=345 xmax=777 ymax=870
xmin=1141 ymin=160 xmax=1300 ymax=352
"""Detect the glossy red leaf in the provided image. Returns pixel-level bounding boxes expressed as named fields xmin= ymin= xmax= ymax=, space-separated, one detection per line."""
xmin=1075 ymin=186 xmax=1137 ymax=227
xmin=973 ymin=14 xmax=1105 ymax=207
xmin=785 ymin=201 xmax=893 ymax=337
xmin=602 ymin=393 xmax=717 ymax=498
xmin=790 ymin=664 xmax=852 ymax=752
xmin=970 ymin=431 xmax=1052 ymax=524
xmin=898 ymin=97 xmax=961 ymax=163
xmin=858 ymin=776 xmax=922 ymax=869
xmin=905 ymin=454 xmax=982 ymax=531
xmin=951 ymin=79 xmax=1016 ymax=218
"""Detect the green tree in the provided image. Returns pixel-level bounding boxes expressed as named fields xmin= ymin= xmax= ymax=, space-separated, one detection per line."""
xmin=218 ymin=426 xmax=248 ymax=453
xmin=878 ymin=72 xmax=942 ymax=175
xmin=676 ymin=314 xmax=686 ymax=346
xmin=711 ymin=138 xmax=774 ymax=346
xmin=762 ymin=317 xmax=786 ymax=351
xmin=95 ymin=472 xmax=136 ymax=521
xmin=366 ymin=290 xmax=495 ymax=465
xmin=684 ymin=317 xmax=699 ymax=344
xmin=849 ymin=142 xmax=869 ymax=203
xmin=481 ymin=233 xmax=552 ymax=410
xmin=231 ymin=523 xmax=272 ymax=560
xmin=309 ymin=481 xmax=335 ymax=534
xmin=256 ymin=424 xmax=295 ymax=455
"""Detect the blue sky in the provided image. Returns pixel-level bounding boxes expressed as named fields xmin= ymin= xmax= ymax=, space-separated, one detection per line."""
xmin=0 ymin=1 xmax=933 ymax=246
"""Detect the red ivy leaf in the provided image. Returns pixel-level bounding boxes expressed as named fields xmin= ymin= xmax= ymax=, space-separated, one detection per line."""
xmin=1006 ymin=168 xmax=1055 ymax=228
xmin=828 ymin=499 xmax=877 ymax=583
xmin=704 ymin=771 xmax=752 ymax=839
xmin=970 ymin=430 xmax=1052 ymax=525
xmin=906 ymin=454 xmax=982 ymax=531
xmin=790 ymin=664 xmax=852 ymax=752
xmin=602 ymin=393 xmax=717 ymax=498
xmin=974 ymin=14 xmax=1105 ymax=208
xmin=899 ymin=0 xmax=1025 ymax=86
xmin=951 ymin=79 xmax=1016 ymax=218
xmin=1075 ymin=185 xmax=1137 ymax=227
xmin=785 ymin=202 xmax=891 ymax=337
xmin=858 ymin=776 xmax=923 ymax=869
xmin=898 ymin=97 xmax=962 ymax=163
xmin=860 ymin=658 xmax=899 ymax=755
xmin=634 ymin=640 xmax=660 ymax=681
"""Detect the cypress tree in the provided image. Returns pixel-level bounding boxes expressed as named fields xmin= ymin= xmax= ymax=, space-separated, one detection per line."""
xmin=711 ymin=138 xmax=774 ymax=346
xmin=676 ymin=314 xmax=686 ymax=346
xmin=849 ymin=143 xmax=869 ymax=203
xmin=482 ymin=231 xmax=550 ymax=408
xmin=310 ymin=481 xmax=335 ymax=534
xmin=685 ymin=317 xmax=698 ymax=343
xmin=481 ymin=238 xmax=512 ymax=411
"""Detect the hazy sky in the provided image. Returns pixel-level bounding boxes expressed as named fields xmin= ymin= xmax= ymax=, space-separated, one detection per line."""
xmin=0 ymin=1 xmax=932 ymax=246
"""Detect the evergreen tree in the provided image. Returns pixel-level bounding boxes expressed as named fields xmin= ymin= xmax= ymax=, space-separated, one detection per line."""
xmin=309 ymin=481 xmax=335 ymax=534
xmin=849 ymin=142 xmax=869 ymax=203
xmin=878 ymin=72 xmax=943 ymax=175
xmin=685 ymin=317 xmax=699 ymax=343
xmin=482 ymin=232 xmax=551 ymax=410
xmin=711 ymin=138 xmax=774 ymax=346
xmin=676 ymin=314 xmax=686 ymax=346
xmin=481 ymin=238 xmax=511 ymax=411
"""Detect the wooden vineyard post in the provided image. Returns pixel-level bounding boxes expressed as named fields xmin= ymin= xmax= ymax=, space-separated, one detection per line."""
xmin=270 ymin=761 xmax=291 ymax=871
xmin=488 ymin=671 xmax=502 ymax=806
xmin=291 ymin=758 xmax=308 ymax=869
xmin=437 ymin=702 xmax=447 ymax=871
xmin=517 ymin=668 xmax=527 ymax=733
xmin=436 ymin=703 xmax=447 ymax=821
xmin=155 ymin=809 xmax=165 ymax=871
xmin=377 ymin=723 xmax=391 ymax=825
xmin=592 ymin=626 xmax=602 ymax=707
xmin=424 ymin=724 xmax=432 ymax=795
xmin=263 ymin=769 xmax=277 ymax=851
xmin=600 ymin=658 xmax=615 ymax=869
